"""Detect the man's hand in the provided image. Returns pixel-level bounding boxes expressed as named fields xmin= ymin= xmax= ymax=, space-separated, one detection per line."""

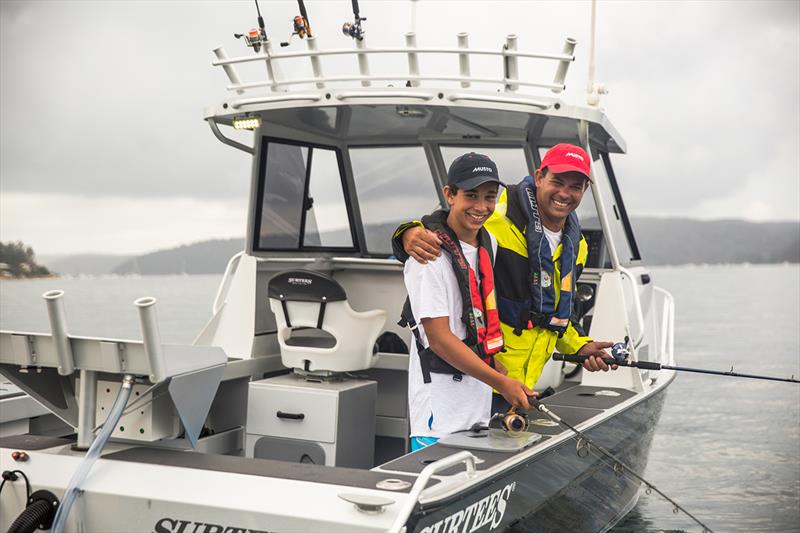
xmin=402 ymin=226 xmax=442 ymax=264
xmin=496 ymin=376 xmax=537 ymax=410
xmin=577 ymin=341 xmax=617 ymax=372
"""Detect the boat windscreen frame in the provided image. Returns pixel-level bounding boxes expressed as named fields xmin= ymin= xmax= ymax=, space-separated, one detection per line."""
xmin=252 ymin=136 xmax=361 ymax=254
xmin=599 ymin=151 xmax=641 ymax=262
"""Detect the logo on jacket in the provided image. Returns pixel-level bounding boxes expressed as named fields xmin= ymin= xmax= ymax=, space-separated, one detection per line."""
xmin=540 ymin=270 xmax=552 ymax=288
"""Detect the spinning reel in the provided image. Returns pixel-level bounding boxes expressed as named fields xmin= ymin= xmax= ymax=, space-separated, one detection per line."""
xmin=342 ymin=0 xmax=366 ymax=40
xmin=235 ymin=0 xmax=269 ymax=53
xmin=280 ymin=1 xmax=312 ymax=47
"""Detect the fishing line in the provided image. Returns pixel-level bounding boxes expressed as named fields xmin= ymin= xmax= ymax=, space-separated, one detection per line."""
xmin=530 ymin=399 xmax=715 ymax=533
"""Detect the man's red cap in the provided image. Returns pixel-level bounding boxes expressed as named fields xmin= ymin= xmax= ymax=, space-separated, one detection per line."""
xmin=539 ymin=143 xmax=592 ymax=182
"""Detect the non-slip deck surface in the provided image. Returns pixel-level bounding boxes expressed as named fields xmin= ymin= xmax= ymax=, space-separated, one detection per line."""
xmin=105 ymin=446 xmax=435 ymax=492
xmin=380 ymin=384 xmax=633 ymax=474
xmin=0 ymin=434 xmax=74 ymax=451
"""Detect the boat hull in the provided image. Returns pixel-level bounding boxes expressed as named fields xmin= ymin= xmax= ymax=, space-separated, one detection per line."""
xmin=405 ymin=382 xmax=670 ymax=533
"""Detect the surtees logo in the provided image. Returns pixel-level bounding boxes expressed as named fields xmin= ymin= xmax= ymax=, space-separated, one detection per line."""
xmin=288 ymin=277 xmax=312 ymax=286
xmin=564 ymin=152 xmax=584 ymax=161
xmin=153 ymin=517 xmax=268 ymax=533
xmin=472 ymin=166 xmax=493 ymax=173
xmin=419 ymin=481 xmax=516 ymax=533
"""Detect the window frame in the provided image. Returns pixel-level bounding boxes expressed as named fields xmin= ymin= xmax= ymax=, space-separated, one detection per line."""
xmin=252 ymin=136 xmax=359 ymax=254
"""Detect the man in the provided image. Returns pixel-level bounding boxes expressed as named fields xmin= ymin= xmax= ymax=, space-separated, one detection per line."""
xmin=401 ymin=152 xmax=536 ymax=450
xmin=394 ymin=144 xmax=614 ymax=409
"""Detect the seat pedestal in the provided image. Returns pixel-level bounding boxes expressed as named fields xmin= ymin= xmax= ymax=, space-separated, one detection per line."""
xmin=245 ymin=373 xmax=377 ymax=468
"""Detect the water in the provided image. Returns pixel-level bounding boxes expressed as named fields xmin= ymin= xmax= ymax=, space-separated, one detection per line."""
xmin=1 ymin=264 xmax=798 ymax=532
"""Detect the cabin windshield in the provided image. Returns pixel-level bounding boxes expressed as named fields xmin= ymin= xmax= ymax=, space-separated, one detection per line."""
xmin=350 ymin=146 xmax=439 ymax=255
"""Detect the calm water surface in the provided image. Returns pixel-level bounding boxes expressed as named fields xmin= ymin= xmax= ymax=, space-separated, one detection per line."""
xmin=1 ymin=264 xmax=798 ymax=533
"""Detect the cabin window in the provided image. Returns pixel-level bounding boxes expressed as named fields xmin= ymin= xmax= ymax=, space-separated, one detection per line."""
xmin=256 ymin=140 xmax=354 ymax=251
xmin=350 ymin=146 xmax=438 ymax=255
xmin=440 ymin=146 xmax=530 ymax=183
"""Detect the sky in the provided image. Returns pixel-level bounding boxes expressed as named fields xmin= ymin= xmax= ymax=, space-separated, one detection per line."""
xmin=1 ymin=0 xmax=798 ymax=256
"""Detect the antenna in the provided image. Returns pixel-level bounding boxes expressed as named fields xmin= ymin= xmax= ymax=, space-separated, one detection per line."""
xmin=586 ymin=0 xmax=607 ymax=106
xmin=281 ymin=0 xmax=313 ymax=47
xmin=342 ymin=0 xmax=367 ymax=40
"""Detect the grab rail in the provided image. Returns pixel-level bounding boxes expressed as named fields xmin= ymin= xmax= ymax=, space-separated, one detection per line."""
xmin=617 ymin=267 xmax=645 ymax=348
xmin=213 ymin=34 xmax=576 ymax=100
xmin=388 ymin=450 xmax=478 ymax=533
xmin=212 ymin=251 xmax=245 ymax=314
xmin=653 ymin=286 xmax=675 ymax=366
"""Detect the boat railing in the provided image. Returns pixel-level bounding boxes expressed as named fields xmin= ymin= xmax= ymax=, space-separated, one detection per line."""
xmin=618 ymin=267 xmax=646 ymax=348
xmin=653 ymin=286 xmax=675 ymax=367
xmin=212 ymin=251 xmax=246 ymax=314
xmin=388 ymin=450 xmax=479 ymax=533
xmin=212 ymin=33 xmax=576 ymax=108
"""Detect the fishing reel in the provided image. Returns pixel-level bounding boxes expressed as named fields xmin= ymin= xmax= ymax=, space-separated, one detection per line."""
xmin=342 ymin=0 xmax=366 ymax=40
xmin=489 ymin=409 xmax=531 ymax=436
xmin=235 ymin=0 xmax=269 ymax=53
xmin=487 ymin=387 xmax=556 ymax=436
xmin=281 ymin=0 xmax=313 ymax=48
xmin=342 ymin=18 xmax=366 ymax=40
xmin=235 ymin=27 xmax=269 ymax=53
xmin=609 ymin=336 xmax=631 ymax=365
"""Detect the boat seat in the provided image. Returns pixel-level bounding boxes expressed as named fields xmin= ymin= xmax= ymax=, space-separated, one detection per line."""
xmin=267 ymin=270 xmax=387 ymax=374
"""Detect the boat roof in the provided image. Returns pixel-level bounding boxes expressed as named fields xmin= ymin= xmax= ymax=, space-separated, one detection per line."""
xmin=205 ymin=35 xmax=627 ymax=153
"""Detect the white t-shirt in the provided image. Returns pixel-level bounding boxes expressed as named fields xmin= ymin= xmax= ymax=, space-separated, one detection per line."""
xmin=404 ymin=235 xmax=498 ymax=439
xmin=543 ymin=226 xmax=563 ymax=254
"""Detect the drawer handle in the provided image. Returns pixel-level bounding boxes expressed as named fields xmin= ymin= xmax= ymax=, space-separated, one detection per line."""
xmin=276 ymin=411 xmax=305 ymax=421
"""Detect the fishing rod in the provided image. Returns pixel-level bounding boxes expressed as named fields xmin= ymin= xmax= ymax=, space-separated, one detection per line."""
xmin=342 ymin=0 xmax=366 ymax=40
xmin=553 ymin=340 xmax=800 ymax=384
xmin=235 ymin=0 xmax=269 ymax=53
xmin=281 ymin=0 xmax=312 ymax=47
xmin=526 ymin=397 xmax=715 ymax=533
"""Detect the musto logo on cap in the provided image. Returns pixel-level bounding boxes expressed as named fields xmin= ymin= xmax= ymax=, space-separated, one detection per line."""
xmin=473 ymin=166 xmax=493 ymax=173
xmin=564 ymin=152 xmax=584 ymax=161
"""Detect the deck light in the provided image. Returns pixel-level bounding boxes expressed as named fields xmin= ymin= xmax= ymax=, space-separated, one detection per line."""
xmin=233 ymin=116 xmax=262 ymax=130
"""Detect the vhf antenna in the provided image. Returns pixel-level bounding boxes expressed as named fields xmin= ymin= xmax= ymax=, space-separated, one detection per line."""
xmin=281 ymin=0 xmax=313 ymax=47
xmin=342 ymin=0 xmax=366 ymax=40
xmin=235 ymin=0 xmax=269 ymax=53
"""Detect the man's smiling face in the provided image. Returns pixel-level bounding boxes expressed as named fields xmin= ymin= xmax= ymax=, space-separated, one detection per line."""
xmin=534 ymin=169 xmax=589 ymax=231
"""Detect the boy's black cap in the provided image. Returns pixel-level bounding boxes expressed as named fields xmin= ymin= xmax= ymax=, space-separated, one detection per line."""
xmin=447 ymin=152 xmax=501 ymax=190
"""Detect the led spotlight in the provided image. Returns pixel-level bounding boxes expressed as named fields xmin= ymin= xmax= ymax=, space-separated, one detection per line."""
xmin=233 ymin=116 xmax=262 ymax=130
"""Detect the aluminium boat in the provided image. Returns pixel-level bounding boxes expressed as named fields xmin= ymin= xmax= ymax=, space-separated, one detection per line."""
xmin=0 ymin=6 xmax=677 ymax=532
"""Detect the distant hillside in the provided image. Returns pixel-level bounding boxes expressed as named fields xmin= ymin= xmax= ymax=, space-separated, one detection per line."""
xmin=41 ymin=254 xmax=131 ymax=276
xmin=632 ymin=218 xmax=799 ymax=265
xmin=112 ymin=239 xmax=246 ymax=275
xmin=46 ymin=218 xmax=799 ymax=276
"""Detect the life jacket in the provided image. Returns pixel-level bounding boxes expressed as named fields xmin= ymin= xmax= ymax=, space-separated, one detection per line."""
xmin=493 ymin=177 xmax=585 ymax=336
xmin=399 ymin=210 xmax=504 ymax=384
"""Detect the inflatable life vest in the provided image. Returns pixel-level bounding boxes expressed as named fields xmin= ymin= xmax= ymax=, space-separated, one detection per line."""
xmin=493 ymin=177 xmax=585 ymax=336
xmin=399 ymin=210 xmax=504 ymax=383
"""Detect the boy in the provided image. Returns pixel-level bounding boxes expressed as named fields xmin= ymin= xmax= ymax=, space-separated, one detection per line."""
xmin=401 ymin=153 xmax=536 ymax=451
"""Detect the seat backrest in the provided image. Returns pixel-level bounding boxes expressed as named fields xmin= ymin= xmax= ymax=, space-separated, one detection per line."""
xmin=267 ymin=270 xmax=387 ymax=374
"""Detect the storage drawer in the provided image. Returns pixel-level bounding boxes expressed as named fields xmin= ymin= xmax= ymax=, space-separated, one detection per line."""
xmin=247 ymin=384 xmax=337 ymax=443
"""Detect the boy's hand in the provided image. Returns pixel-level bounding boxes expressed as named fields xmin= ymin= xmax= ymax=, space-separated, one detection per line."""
xmin=496 ymin=376 xmax=537 ymax=411
xmin=403 ymin=227 xmax=442 ymax=263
